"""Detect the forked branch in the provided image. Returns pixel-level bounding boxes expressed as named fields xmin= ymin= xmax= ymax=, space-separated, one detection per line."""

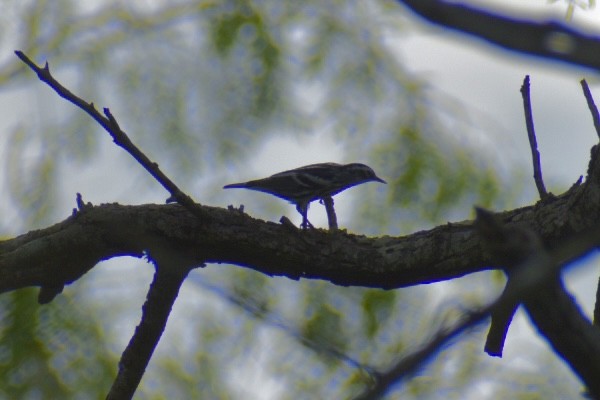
xmin=14 ymin=50 xmax=201 ymax=217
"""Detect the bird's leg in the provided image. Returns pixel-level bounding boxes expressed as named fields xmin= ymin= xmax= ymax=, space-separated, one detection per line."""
xmin=296 ymin=203 xmax=314 ymax=229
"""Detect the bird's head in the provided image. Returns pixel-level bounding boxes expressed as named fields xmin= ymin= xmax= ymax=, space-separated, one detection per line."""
xmin=344 ymin=163 xmax=386 ymax=185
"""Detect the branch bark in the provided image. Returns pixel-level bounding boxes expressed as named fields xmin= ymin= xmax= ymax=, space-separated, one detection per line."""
xmin=397 ymin=0 xmax=600 ymax=71
xmin=1 ymin=143 xmax=600 ymax=294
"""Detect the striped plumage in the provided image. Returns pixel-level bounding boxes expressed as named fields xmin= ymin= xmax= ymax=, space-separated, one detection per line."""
xmin=224 ymin=162 xmax=386 ymax=228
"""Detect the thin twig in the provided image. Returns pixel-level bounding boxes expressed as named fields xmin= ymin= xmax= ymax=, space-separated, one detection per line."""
xmin=14 ymin=50 xmax=202 ymax=218
xmin=595 ymin=276 xmax=600 ymax=328
xmin=521 ymin=75 xmax=548 ymax=200
xmin=188 ymin=274 xmax=373 ymax=373
xmin=580 ymin=79 xmax=600 ymax=139
xmin=321 ymin=196 xmax=338 ymax=231
xmin=352 ymin=307 xmax=490 ymax=400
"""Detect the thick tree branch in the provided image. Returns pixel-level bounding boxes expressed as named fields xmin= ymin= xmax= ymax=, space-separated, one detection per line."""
xmin=354 ymin=209 xmax=600 ymax=399
xmin=524 ymin=276 xmax=600 ymax=399
xmin=484 ymin=298 xmax=517 ymax=357
xmin=107 ymin=254 xmax=196 ymax=400
xmin=1 ymin=141 xmax=600 ymax=295
xmin=502 ymin=242 xmax=600 ymax=399
xmin=472 ymin=207 xmax=600 ymax=399
xmin=397 ymin=0 xmax=600 ymax=70
xmin=580 ymin=79 xmax=600 ymax=332
xmin=476 ymin=197 xmax=544 ymax=357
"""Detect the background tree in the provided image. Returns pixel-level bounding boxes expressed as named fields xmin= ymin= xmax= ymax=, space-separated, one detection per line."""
xmin=0 ymin=0 xmax=598 ymax=398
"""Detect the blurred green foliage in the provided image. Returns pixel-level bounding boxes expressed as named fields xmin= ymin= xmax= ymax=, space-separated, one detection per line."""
xmin=0 ymin=0 xmax=581 ymax=399
xmin=548 ymin=0 xmax=595 ymax=20
xmin=0 ymin=289 xmax=115 ymax=399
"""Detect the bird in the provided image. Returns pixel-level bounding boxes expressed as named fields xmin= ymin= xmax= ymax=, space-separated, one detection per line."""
xmin=223 ymin=162 xmax=386 ymax=228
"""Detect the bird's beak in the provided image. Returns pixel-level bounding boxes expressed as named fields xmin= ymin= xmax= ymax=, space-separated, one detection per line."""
xmin=374 ymin=176 xmax=386 ymax=184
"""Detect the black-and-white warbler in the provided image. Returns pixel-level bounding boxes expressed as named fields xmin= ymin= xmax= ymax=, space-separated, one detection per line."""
xmin=223 ymin=162 xmax=386 ymax=228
